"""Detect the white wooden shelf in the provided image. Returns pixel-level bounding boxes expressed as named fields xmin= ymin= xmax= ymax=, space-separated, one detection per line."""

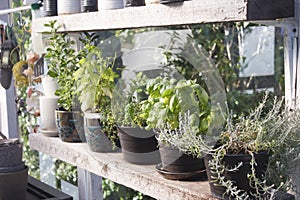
xmin=29 ymin=133 xmax=217 ymax=200
xmin=32 ymin=0 xmax=294 ymax=33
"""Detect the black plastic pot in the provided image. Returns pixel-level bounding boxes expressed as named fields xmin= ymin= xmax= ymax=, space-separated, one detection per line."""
xmin=125 ymin=0 xmax=145 ymax=7
xmin=159 ymin=0 xmax=183 ymax=4
xmin=204 ymin=151 xmax=269 ymax=199
xmin=81 ymin=0 xmax=98 ymax=12
xmin=55 ymin=110 xmax=85 ymax=143
xmin=159 ymin=144 xmax=205 ymax=173
xmin=118 ymin=127 xmax=160 ymax=165
xmin=0 ymin=139 xmax=22 ymax=168
xmin=44 ymin=0 xmax=58 ymax=16
xmin=0 ymin=166 xmax=28 ymax=200
xmin=85 ymin=113 xmax=117 ymax=152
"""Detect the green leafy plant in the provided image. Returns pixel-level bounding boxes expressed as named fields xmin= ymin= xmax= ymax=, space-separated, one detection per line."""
xmin=206 ymin=93 xmax=300 ymax=199
xmin=113 ymin=72 xmax=156 ymax=130
xmin=74 ymin=46 xmax=119 ymax=143
xmin=141 ymin=76 xmax=211 ymax=132
xmin=44 ymin=20 xmax=80 ymax=110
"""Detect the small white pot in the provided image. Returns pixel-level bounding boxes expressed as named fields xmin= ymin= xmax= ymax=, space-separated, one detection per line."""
xmin=41 ymin=76 xmax=59 ymax=97
xmin=58 ymin=0 xmax=81 ymax=15
xmin=98 ymin=0 xmax=124 ymax=10
xmin=40 ymin=96 xmax=59 ymax=136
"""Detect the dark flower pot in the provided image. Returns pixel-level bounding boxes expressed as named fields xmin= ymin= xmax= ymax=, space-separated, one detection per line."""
xmin=159 ymin=0 xmax=183 ymax=4
xmin=159 ymin=144 xmax=205 ymax=173
xmin=0 ymin=139 xmax=23 ymax=168
xmin=125 ymin=0 xmax=145 ymax=7
xmin=81 ymin=0 xmax=98 ymax=12
xmin=44 ymin=0 xmax=58 ymax=16
xmin=118 ymin=126 xmax=160 ymax=165
xmin=0 ymin=166 xmax=28 ymax=200
xmin=204 ymin=151 xmax=269 ymax=199
xmin=55 ymin=110 xmax=85 ymax=143
xmin=84 ymin=113 xmax=117 ymax=152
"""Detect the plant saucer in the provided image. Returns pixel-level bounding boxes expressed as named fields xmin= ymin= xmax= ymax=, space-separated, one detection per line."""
xmin=155 ymin=163 xmax=207 ymax=181
xmin=40 ymin=128 xmax=58 ymax=137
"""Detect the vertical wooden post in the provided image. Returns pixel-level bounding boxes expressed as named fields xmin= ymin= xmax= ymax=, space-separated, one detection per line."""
xmin=78 ymin=167 xmax=103 ymax=200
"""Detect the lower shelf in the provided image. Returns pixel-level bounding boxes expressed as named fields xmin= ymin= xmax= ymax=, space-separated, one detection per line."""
xmin=29 ymin=133 xmax=214 ymax=200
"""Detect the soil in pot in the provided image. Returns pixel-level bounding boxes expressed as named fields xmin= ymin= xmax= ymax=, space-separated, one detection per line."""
xmin=0 ymin=166 xmax=28 ymax=200
xmin=118 ymin=127 xmax=160 ymax=165
xmin=85 ymin=115 xmax=119 ymax=153
xmin=204 ymin=151 xmax=269 ymax=199
xmin=56 ymin=110 xmax=85 ymax=142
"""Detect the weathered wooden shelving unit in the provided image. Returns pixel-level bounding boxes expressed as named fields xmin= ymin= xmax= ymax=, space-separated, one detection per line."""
xmin=32 ymin=0 xmax=294 ymax=32
xmin=29 ymin=0 xmax=295 ymax=199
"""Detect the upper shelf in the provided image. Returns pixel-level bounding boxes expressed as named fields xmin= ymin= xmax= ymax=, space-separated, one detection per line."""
xmin=32 ymin=0 xmax=294 ymax=33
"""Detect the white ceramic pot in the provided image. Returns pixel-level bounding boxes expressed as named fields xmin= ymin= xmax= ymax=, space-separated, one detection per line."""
xmin=98 ymin=0 xmax=124 ymax=10
xmin=58 ymin=0 xmax=81 ymax=15
xmin=40 ymin=96 xmax=59 ymax=136
xmin=41 ymin=76 xmax=58 ymax=97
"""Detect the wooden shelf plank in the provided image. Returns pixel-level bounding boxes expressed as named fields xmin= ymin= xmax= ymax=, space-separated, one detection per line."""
xmin=32 ymin=0 xmax=294 ymax=33
xmin=29 ymin=134 xmax=216 ymax=200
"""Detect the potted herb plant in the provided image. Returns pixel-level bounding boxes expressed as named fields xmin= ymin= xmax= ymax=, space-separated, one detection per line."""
xmin=114 ymin=72 xmax=161 ymax=165
xmin=74 ymin=45 xmax=119 ymax=152
xmin=44 ymin=20 xmax=85 ymax=143
xmin=141 ymin=76 xmax=211 ymax=179
xmin=204 ymin=93 xmax=300 ymax=199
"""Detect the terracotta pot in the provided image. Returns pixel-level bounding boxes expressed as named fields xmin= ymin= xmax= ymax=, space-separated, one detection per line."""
xmin=118 ymin=126 xmax=160 ymax=165
xmin=0 ymin=167 xmax=28 ymax=200
xmin=55 ymin=110 xmax=85 ymax=142
xmin=204 ymin=151 xmax=269 ymax=199
xmin=84 ymin=112 xmax=117 ymax=152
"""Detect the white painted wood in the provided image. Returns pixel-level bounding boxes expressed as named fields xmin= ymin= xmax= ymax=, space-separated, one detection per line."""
xmin=29 ymin=134 xmax=215 ymax=200
xmin=78 ymin=167 xmax=103 ymax=200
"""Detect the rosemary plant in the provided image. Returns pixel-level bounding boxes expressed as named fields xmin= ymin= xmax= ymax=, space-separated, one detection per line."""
xmin=207 ymin=92 xmax=300 ymax=199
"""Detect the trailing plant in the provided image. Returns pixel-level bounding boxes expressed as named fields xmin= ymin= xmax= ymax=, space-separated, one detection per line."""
xmin=206 ymin=92 xmax=300 ymax=199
